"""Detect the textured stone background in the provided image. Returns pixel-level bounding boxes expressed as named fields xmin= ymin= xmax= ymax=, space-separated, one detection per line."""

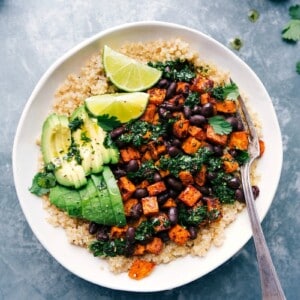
xmin=1 ymin=0 xmax=299 ymax=299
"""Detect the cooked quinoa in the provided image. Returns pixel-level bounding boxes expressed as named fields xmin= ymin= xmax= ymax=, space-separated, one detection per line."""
xmin=43 ymin=38 xmax=247 ymax=275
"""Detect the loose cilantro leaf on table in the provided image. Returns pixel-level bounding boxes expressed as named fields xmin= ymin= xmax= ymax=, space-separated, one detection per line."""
xmin=248 ymin=9 xmax=260 ymax=23
xmin=208 ymin=116 xmax=232 ymax=135
xmin=282 ymin=5 xmax=300 ymax=42
xmin=212 ymin=83 xmax=239 ymax=101
xmin=289 ymin=4 xmax=300 ymax=20
xmin=97 ymin=114 xmax=122 ymax=131
xmin=230 ymin=37 xmax=243 ymax=51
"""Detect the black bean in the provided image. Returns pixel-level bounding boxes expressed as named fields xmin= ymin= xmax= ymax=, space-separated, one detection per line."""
xmin=153 ymin=172 xmax=162 ymax=182
xmin=201 ymin=103 xmax=214 ymax=117
xmin=203 ymin=143 xmax=214 ymax=153
xmin=183 ymin=106 xmax=192 ymax=118
xmin=171 ymin=138 xmax=182 ymax=147
xmin=123 ymin=242 xmax=135 ymax=257
xmin=166 ymin=177 xmax=183 ymax=191
xmin=88 ymin=222 xmax=99 ymax=235
xmin=228 ymin=149 xmax=238 ymax=157
xmin=162 ymin=102 xmax=182 ymax=111
xmin=113 ymin=167 xmax=126 ymax=179
xmin=139 ymin=236 xmax=154 ymax=245
xmin=110 ymin=126 xmax=125 ymax=139
xmin=166 ymin=82 xmax=177 ymax=99
xmin=126 ymin=227 xmax=136 ymax=243
xmin=126 ymin=160 xmax=139 ymax=172
xmin=158 ymin=107 xmax=172 ymax=119
xmin=228 ymin=177 xmax=241 ymax=189
xmin=115 ymin=140 xmax=126 ymax=148
xmin=198 ymin=186 xmax=212 ymax=196
xmin=237 ymin=119 xmax=244 ymax=131
xmin=235 ymin=188 xmax=245 ymax=202
xmin=134 ymin=188 xmax=148 ymax=199
xmin=157 ymin=192 xmax=169 ymax=205
xmin=168 ymin=146 xmax=181 ymax=157
xmin=96 ymin=230 xmax=109 ymax=242
xmin=189 ymin=114 xmax=206 ymax=126
xmin=130 ymin=203 xmax=142 ymax=219
xmin=157 ymin=231 xmax=170 ymax=242
xmin=226 ymin=117 xmax=239 ymax=131
xmin=207 ymin=172 xmax=217 ymax=181
xmin=157 ymin=78 xmax=169 ymax=88
xmin=188 ymin=226 xmax=197 ymax=240
xmin=252 ymin=185 xmax=260 ymax=199
xmin=213 ymin=145 xmax=223 ymax=156
xmin=192 ymin=105 xmax=203 ymax=115
xmin=169 ymin=189 xmax=179 ymax=198
xmin=168 ymin=207 xmax=178 ymax=225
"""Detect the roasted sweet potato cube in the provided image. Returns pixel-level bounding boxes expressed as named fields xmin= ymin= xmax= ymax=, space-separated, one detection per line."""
xmin=228 ymin=131 xmax=249 ymax=150
xmin=148 ymin=88 xmax=166 ymax=105
xmin=200 ymin=92 xmax=210 ymax=105
xmin=188 ymin=126 xmax=206 ymax=141
xmin=123 ymin=198 xmax=139 ymax=216
xmin=178 ymin=184 xmax=202 ymax=207
xmin=176 ymin=82 xmax=190 ymax=94
xmin=191 ymin=75 xmax=214 ymax=93
xmin=120 ymin=147 xmax=140 ymax=162
xmin=148 ymin=141 xmax=167 ymax=160
xmin=195 ymin=165 xmax=207 ymax=186
xmin=168 ymin=224 xmax=190 ymax=245
xmin=259 ymin=139 xmax=265 ymax=157
xmin=133 ymin=244 xmax=146 ymax=256
xmin=146 ymin=237 xmax=164 ymax=255
xmin=222 ymin=153 xmax=239 ymax=173
xmin=118 ymin=176 xmax=136 ymax=201
xmin=141 ymin=150 xmax=152 ymax=162
xmin=140 ymin=104 xmax=157 ymax=123
xmin=128 ymin=259 xmax=155 ymax=280
xmin=178 ymin=170 xmax=194 ymax=186
xmin=204 ymin=197 xmax=222 ymax=221
xmin=215 ymin=100 xmax=237 ymax=113
xmin=147 ymin=181 xmax=167 ymax=196
xmin=182 ymin=136 xmax=202 ymax=154
xmin=141 ymin=196 xmax=159 ymax=216
xmin=206 ymin=125 xmax=228 ymax=146
xmin=152 ymin=212 xmax=171 ymax=232
xmin=173 ymin=119 xmax=189 ymax=138
xmin=110 ymin=225 xmax=128 ymax=239
xmin=162 ymin=197 xmax=177 ymax=208
xmin=137 ymin=180 xmax=150 ymax=189
xmin=168 ymin=94 xmax=185 ymax=106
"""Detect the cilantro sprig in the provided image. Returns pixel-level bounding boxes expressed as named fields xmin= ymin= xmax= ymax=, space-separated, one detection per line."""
xmin=97 ymin=114 xmax=122 ymax=131
xmin=208 ymin=116 xmax=232 ymax=135
xmin=212 ymin=83 xmax=240 ymax=101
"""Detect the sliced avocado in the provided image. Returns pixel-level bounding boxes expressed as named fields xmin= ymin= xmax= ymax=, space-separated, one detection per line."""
xmin=41 ymin=113 xmax=87 ymax=188
xmin=49 ymin=185 xmax=81 ymax=217
xmin=70 ymin=106 xmax=104 ymax=175
xmin=91 ymin=174 xmax=116 ymax=225
xmin=102 ymin=166 xmax=126 ymax=227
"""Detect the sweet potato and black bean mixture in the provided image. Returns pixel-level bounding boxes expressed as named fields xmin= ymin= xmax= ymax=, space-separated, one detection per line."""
xmin=88 ymin=59 xmax=264 ymax=279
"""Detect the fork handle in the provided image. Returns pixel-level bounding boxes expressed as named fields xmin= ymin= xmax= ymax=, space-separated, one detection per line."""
xmin=241 ymin=164 xmax=286 ymax=300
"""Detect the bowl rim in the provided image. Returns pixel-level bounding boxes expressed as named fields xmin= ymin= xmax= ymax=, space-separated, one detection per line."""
xmin=12 ymin=21 xmax=283 ymax=292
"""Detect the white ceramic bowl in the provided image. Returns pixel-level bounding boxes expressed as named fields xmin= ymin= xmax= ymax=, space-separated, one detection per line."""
xmin=13 ymin=21 xmax=282 ymax=292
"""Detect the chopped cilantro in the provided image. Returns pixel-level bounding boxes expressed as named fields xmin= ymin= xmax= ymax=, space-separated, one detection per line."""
xmin=134 ymin=219 xmax=159 ymax=242
xmin=97 ymin=114 xmax=122 ymax=131
xmin=68 ymin=117 xmax=83 ymax=132
xmin=184 ymin=92 xmax=200 ymax=108
xmin=230 ymin=38 xmax=243 ymax=51
xmin=29 ymin=172 xmax=56 ymax=196
xmin=248 ymin=9 xmax=260 ymax=23
xmin=80 ymin=131 xmax=91 ymax=143
xmin=235 ymin=150 xmax=250 ymax=165
xmin=212 ymin=83 xmax=239 ymax=101
xmin=208 ymin=116 xmax=232 ymax=135
xmin=297 ymin=61 xmax=300 ymax=74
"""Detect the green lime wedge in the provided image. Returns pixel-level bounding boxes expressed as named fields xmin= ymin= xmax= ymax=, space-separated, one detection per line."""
xmin=103 ymin=45 xmax=162 ymax=92
xmin=85 ymin=92 xmax=149 ymax=123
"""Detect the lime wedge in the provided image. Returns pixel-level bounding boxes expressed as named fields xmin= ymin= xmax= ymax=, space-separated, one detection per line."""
xmin=103 ymin=45 xmax=162 ymax=92
xmin=85 ymin=92 xmax=149 ymax=123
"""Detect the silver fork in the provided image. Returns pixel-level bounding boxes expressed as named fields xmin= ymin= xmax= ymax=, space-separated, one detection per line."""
xmin=235 ymin=88 xmax=286 ymax=300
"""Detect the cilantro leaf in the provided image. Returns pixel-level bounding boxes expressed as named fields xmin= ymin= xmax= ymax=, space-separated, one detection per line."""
xmin=97 ymin=114 xmax=122 ymax=131
xmin=68 ymin=117 xmax=83 ymax=132
xmin=212 ymin=83 xmax=239 ymax=101
xmin=208 ymin=116 xmax=232 ymax=135
xmin=282 ymin=19 xmax=300 ymax=41
xmin=29 ymin=172 xmax=56 ymax=196
xmin=296 ymin=61 xmax=300 ymax=74
xmin=289 ymin=5 xmax=300 ymax=20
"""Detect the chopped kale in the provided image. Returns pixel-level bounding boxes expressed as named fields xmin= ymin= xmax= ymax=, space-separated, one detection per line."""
xmin=134 ymin=219 xmax=159 ymax=242
xmin=148 ymin=59 xmax=196 ymax=82
xmin=184 ymin=92 xmax=200 ymax=108
xmin=89 ymin=239 xmax=126 ymax=257
xmin=127 ymin=160 xmax=158 ymax=182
